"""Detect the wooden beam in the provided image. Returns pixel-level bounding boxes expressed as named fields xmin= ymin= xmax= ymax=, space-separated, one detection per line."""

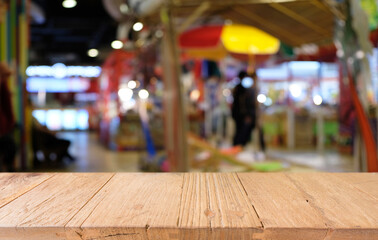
xmin=172 ymin=0 xmax=307 ymax=8
xmin=232 ymin=6 xmax=303 ymax=46
xmin=321 ymin=0 xmax=346 ymax=20
xmin=177 ymin=1 xmax=211 ymax=33
xmin=310 ymin=0 xmax=333 ymax=13
xmin=269 ymin=2 xmax=330 ymax=36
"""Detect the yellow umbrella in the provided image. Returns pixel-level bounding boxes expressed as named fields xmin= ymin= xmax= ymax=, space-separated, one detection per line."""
xmin=221 ymin=24 xmax=280 ymax=55
xmin=179 ymin=24 xmax=280 ymax=60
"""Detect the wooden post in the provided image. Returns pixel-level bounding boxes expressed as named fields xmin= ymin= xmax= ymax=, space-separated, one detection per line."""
xmin=287 ymin=62 xmax=295 ymax=149
xmin=316 ymin=63 xmax=324 ymax=153
xmin=161 ymin=7 xmax=189 ymax=172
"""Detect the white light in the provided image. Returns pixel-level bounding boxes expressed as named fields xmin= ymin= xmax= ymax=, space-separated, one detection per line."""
xmin=138 ymin=89 xmax=149 ymax=99
xmin=190 ymin=89 xmax=200 ymax=101
xmin=127 ymin=80 xmax=137 ymax=89
xmin=133 ymin=22 xmax=144 ymax=32
xmin=87 ymin=49 xmax=99 ymax=57
xmin=53 ymin=63 xmax=67 ymax=79
xmin=289 ymin=84 xmax=302 ymax=98
xmin=313 ymin=95 xmax=323 ymax=105
xmin=257 ymin=94 xmax=267 ymax=103
xmin=111 ymin=40 xmax=123 ymax=49
xmin=222 ymin=89 xmax=231 ymax=97
xmin=120 ymin=3 xmax=129 ymax=14
xmin=118 ymin=88 xmax=133 ymax=102
xmin=62 ymin=0 xmax=77 ymax=8
xmin=356 ymin=50 xmax=365 ymax=59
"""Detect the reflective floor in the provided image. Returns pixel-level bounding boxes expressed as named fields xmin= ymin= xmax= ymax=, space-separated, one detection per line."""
xmin=55 ymin=132 xmax=354 ymax=172
xmin=57 ymin=132 xmax=139 ymax=172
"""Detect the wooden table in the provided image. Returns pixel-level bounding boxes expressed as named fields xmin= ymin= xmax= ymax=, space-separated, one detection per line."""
xmin=0 ymin=173 xmax=377 ymax=240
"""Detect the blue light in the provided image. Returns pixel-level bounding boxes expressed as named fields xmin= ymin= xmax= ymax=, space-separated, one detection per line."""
xmin=77 ymin=110 xmax=89 ymax=130
xmin=241 ymin=77 xmax=254 ymax=88
xmin=32 ymin=110 xmax=47 ymax=126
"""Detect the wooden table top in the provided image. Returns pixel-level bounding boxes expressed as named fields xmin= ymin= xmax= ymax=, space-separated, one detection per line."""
xmin=0 ymin=173 xmax=377 ymax=240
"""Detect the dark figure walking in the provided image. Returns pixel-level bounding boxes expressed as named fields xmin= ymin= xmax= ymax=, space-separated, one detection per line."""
xmin=231 ymin=71 xmax=256 ymax=146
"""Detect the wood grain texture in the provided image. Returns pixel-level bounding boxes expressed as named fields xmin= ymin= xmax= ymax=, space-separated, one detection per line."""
xmin=67 ymin=173 xmax=183 ymax=240
xmin=237 ymin=173 xmax=328 ymax=239
xmin=0 ymin=173 xmax=54 ymax=208
xmin=179 ymin=173 xmax=262 ymax=239
xmin=334 ymin=173 xmax=378 ymax=200
xmin=0 ymin=173 xmax=377 ymax=240
xmin=286 ymin=173 xmax=378 ymax=240
xmin=0 ymin=173 xmax=114 ymax=240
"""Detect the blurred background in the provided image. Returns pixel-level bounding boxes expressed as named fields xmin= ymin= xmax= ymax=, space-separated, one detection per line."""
xmin=0 ymin=0 xmax=377 ymax=173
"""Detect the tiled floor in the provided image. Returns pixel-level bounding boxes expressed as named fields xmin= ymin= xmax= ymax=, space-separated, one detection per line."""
xmin=55 ymin=132 xmax=355 ymax=172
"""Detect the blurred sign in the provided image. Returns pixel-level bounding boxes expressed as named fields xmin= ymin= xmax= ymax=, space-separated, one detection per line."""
xmin=26 ymin=77 xmax=90 ymax=93
xmin=33 ymin=109 xmax=89 ymax=131
xmin=26 ymin=63 xmax=101 ymax=78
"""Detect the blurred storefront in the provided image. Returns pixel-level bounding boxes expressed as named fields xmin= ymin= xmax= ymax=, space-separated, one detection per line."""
xmin=0 ymin=0 xmax=377 ymax=173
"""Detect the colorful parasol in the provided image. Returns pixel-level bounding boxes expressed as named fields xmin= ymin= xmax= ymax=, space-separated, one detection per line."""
xmin=179 ymin=24 xmax=280 ymax=60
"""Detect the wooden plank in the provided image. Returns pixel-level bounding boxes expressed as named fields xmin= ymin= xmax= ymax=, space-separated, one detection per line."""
xmin=269 ymin=2 xmax=329 ymax=36
xmin=179 ymin=173 xmax=262 ymax=239
xmin=231 ymin=6 xmax=303 ymax=46
xmin=66 ymin=173 xmax=183 ymax=240
xmin=334 ymin=173 xmax=378 ymax=200
xmin=0 ymin=173 xmax=114 ymax=240
xmin=237 ymin=173 xmax=328 ymax=239
xmin=286 ymin=173 xmax=378 ymax=240
xmin=0 ymin=173 xmax=54 ymax=209
xmin=0 ymin=173 xmax=377 ymax=240
xmin=177 ymin=2 xmax=210 ymax=33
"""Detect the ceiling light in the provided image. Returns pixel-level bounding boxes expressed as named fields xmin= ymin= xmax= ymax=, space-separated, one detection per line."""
xmin=111 ymin=40 xmax=123 ymax=49
xmin=87 ymin=49 xmax=99 ymax=57
xmin=133 ymin=22 xmax=144 ymax=32
xmin=62 ymin=0 xmax=77 ymax=8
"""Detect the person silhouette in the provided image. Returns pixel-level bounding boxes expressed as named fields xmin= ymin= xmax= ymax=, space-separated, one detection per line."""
xmin=231 ymin=71 xmax=256 ymax=146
